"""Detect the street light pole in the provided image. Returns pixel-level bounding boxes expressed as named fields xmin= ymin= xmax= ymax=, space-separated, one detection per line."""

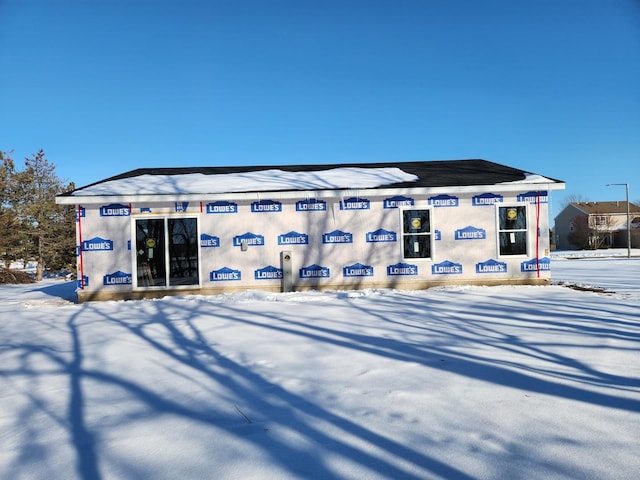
xmin=606 ymin=183 xmax=631 ymax=258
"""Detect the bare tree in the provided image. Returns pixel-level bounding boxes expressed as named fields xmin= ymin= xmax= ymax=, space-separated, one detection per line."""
xmin=561 ymin=193 xmax=589 ymax=210
xmin=567 ymin=212 xmax=615 ymax=249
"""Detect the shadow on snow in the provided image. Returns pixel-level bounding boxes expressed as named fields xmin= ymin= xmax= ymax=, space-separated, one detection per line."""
xmin=2 ymin=285 xmax=639 ymax=479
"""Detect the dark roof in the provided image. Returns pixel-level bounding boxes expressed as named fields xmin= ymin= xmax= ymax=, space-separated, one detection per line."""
xmin=572 ymin=201 xmax=640 ymax=215
xmin=64 ymin=159 xmax=562 ymax=195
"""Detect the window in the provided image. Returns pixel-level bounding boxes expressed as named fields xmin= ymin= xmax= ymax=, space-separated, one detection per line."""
xmin=593 ymin=215 xmax=608 ymax=226
xmin=498 ymin=206 xmax=527 ymax=256
xmin=402 ymin=209 xmax=431 ymax=259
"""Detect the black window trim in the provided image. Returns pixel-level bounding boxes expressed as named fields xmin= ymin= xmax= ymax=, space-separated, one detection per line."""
xmin=400 ymin=206 xmax=434 ymax=261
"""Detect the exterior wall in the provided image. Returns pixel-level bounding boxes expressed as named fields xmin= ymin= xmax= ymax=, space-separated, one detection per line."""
xmin=603 ymin=213 xmax=632 ymax=247
xmin=74 ymin=189 xmax=553 ymax=302
xmin=554 ymin=204 xmax=584 ymax=250
xmin=588 ymin=213 xmax=626 ymax=248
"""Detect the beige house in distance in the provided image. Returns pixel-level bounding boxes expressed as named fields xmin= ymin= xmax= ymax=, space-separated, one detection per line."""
xmin=554 ymin=201 xmax=640 ymax=250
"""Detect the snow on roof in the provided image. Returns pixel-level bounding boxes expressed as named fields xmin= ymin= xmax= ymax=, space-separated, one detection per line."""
xmin=57 ymin=159 xmax=565 ymax=203
xmin=500 ymin=173 xmax=557 ymax=184
xmin=69 ymin=167 xmax=419 ymax=196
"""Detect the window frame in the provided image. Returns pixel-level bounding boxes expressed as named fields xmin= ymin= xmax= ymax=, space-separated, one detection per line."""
xmin=399 ymin=207 xmax=433 ymax=261
xmin=496 ymin=203 xmax=529 ymax=257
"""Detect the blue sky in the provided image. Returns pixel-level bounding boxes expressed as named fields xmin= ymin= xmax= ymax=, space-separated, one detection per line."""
xmin=1 ymin=0 xmax=639 ymax=215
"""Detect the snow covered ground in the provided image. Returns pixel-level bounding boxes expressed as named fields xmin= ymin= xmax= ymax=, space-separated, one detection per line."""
xmin=1 ymin=252 xmax=638 ymax=479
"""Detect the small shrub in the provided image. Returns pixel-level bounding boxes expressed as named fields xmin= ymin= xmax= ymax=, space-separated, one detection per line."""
xmin=0 ymin=267 xmax=35 ymax=284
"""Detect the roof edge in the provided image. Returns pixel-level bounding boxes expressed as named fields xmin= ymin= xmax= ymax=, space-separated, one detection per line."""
xmin=57 ymin=181 xmax=566 ymax=205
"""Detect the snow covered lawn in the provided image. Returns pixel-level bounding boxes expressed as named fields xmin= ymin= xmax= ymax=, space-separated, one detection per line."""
xmin=1 ymin=255 xmax=639 ymax=479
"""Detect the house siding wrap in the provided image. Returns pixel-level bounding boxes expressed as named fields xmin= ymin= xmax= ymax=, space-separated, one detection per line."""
xmin=58 ymin=160 xmax=564 ymax=302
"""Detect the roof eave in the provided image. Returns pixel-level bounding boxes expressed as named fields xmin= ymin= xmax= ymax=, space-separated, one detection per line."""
xmin=56 ymin=181 xmax=566 ymax=205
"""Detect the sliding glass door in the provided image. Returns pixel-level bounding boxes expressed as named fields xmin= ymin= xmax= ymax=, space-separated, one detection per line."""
xmin=135 ymin=217 xmax=199 ymax=288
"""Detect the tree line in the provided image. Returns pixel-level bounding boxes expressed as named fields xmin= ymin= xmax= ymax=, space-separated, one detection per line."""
xmin=1 ymin=149 xmax=76 ymax=281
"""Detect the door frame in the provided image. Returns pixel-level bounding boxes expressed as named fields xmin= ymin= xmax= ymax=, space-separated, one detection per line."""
xmin=130 ymin=215 xmax=202 ymax=290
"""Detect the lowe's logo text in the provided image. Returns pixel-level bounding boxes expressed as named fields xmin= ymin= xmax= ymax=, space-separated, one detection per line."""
xmin=206 ymin=201 xmax=238 ymax=214
xmin=476 ymin=259 xmax=507 ymax=274
xmin=455 ymin=226 xmax=486 ymax=240
xmin=233 ymin=233 xmax=265 ymax=247
xmin=520 ymin=257 xmax=551 ymax=272
xmin=175 ymin=202 xmax=189 ymax=212
xmin=384 ymin=196 xmax=414 ymax=208
xmin=210 ymin=267 xmax=241 ymax=281
xmin=435 ymin=230 xmax=442 ymax=241
xmin=428 ymin=194 xmax=459 ymax=207
xmin=77 ymin=276 xmax=89 ymax=288
xmin=100 ymin=204 xmax=130 ymax=216
xmin=300 ymin=264 xmax=330 ymax=278
xmin=75 ymin=207 xmax=85 ymax=221
xmin=278 ymin=231 xmax=309 ymax=245
xmin=103 ymin=271 xmax=132 ymax=285
xmin=366 ymin=229 xmax=397 ymax=242
xmin=340 ymin=197 xmax=370 ymax=210
xmin=472 ymin=193 xmax=503 ymax=206
xmin=343 ymin=263 xmax=373 ymax=277
xmin=200 ymin=234 xmax=220 ymax=248
xmin=296 ymin=199 xmax=326 ymax=211
xmin=517 ymin=191 xmax=548 ymax=203
xmin=322 ymin=230 xmax=353 ymax=244
xmin=252 ymin=200 xmax=282 ymax=213
xmin=255 ymin=266 xmax=283 ymax=280
xmin=432 ymin=261 xmax=462 ymax=274
xmin=82 ymin=237 xmax=114 ymax=251
xmin=387 ymin=263 xmax=418 ymax=276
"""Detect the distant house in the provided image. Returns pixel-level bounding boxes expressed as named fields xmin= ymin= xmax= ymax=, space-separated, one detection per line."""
xmin=554 ymin=201 xmax=640 ymax=250
xmin=56 ymin=159 xmax=565 ymax=302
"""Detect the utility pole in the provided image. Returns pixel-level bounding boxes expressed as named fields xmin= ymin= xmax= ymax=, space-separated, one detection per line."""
xmin=606 ymin=183 xmax=631 ymax=258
